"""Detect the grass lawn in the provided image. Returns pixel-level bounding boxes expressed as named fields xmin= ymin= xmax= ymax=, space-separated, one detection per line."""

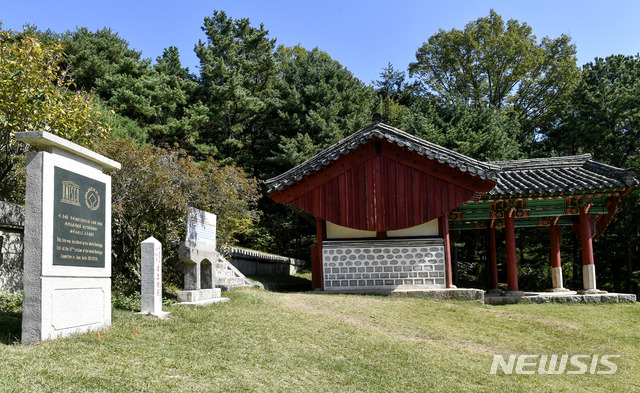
xmin=0 ymin=288 xmax=639 ymax=392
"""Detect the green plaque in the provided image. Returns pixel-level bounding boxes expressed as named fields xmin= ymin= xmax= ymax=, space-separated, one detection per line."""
xmin=53 ymin=167 xmax=106 ymax=267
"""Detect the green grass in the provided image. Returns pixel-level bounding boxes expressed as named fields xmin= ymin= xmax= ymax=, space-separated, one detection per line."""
xmin=0 ymin=288 xmax=639 ymax=392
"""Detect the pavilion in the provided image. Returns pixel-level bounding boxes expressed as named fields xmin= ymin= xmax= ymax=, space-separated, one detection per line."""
xmin=266 ymin=122 xmax=637 ymax=295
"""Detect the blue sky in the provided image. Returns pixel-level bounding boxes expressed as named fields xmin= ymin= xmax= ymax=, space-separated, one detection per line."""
xmin=3 ymin=1 xmax=640 ymax=84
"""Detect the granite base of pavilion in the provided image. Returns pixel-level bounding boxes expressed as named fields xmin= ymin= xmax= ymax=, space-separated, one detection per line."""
xmin=322 ymin=287 xmax=485 ymax=303
xmin=484 ymin=291 xmax=637 ymax=305
xmin=321 ymin=287 xmax=637 ymax=305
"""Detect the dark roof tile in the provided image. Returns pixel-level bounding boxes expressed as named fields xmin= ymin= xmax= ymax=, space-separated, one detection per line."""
xmin=487 ymin=155 xmax=638 ymax=197
xmin=265 ymin=123 xmax=638 ymax=198
xmin=265 ymin=123 xmax=501 ymax=193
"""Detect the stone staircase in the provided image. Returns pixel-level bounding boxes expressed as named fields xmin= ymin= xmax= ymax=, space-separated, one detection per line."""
xmin=215 ymin=255 xmax=263 ymax=292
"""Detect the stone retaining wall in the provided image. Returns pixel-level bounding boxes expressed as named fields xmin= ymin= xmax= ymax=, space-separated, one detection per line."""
xmin=322 ymin=239 xmax=446 ymax=291
xmin=0 ymin=201 xmax=25 ymax=293
xmin=227 ymin=247 xmax=307 ymax=276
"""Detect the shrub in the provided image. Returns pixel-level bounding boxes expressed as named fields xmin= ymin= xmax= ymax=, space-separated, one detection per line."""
xmin=0 ymin=290 xmax=23 ymax=313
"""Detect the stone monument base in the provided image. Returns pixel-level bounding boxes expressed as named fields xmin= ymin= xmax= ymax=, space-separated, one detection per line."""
xmin=136 ymin=310 xmax=171 ymax=319
xmin=175 ymin=288 xmax=229 ymax=306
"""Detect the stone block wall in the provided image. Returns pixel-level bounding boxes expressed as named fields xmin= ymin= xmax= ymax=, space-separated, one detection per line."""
xmin=322 ymin=239 xmax=445 ymax=291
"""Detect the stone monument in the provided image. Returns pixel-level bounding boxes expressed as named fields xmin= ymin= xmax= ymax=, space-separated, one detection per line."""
xmin=177 ymin=207 xmax=229 ymax=305
xmin=140 ymin=236 xmax=169 ymax=318
xmin=16 ymin=131 xmax=120 ymax=343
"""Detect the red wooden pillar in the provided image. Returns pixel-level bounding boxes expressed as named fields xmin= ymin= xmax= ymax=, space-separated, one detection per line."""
xmin=312 ymin=218 xmax=326 ymax=290
xmin=579 ymin=205 xmax=596 ymax=290
xmin=549 ymin=219 xmax=564 ymax=290
xmin=487 ymin=227 xmax=498 ymax=291
xmin=439 ymin=215 xmax=453 ymax=288
xmin=505 ymin=209 xmax=519 ymax=291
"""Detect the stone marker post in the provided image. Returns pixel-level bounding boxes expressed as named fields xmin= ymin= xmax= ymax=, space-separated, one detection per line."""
xmin=140 ymin=237 xmax=168 ymax=317
xmin=16 ymin=131 xmax=120 ymax=343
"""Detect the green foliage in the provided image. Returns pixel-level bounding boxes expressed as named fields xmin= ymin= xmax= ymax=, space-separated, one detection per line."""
xmin=111 ymin=291 xmax=176 ymax=311
xmin=0 ymin=29 xmax=108 ymax=203
xmin=0 ymin=290 xmax=22 ymax=313
xmin=269 ymin=45 xmax=374 ymax=176
xmin=374 ymin=62 xmax=406 ymax=100
xmin=408 ymin=9 xmax=579 ymax=147
xmin=111 ymin=291 xmax=142 ymax=311
xmin=94 ymin=138 xmax=261 ymax=291
xmin=62 ymin=27 xmax=148 ymax=91
xmin=195 ymin=10 xmax=280 ymax=170
xmin=548 ymin=55 xmax=640 ymax=168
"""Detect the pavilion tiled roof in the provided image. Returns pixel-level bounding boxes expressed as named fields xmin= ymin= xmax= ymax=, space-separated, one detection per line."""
xmin=265 ymin=123 xmax=501 ymax=194
xmin=487 ymin=154 xmax=638 ymax=197
xmin=265 ymin=123 xmax=638 ymax=198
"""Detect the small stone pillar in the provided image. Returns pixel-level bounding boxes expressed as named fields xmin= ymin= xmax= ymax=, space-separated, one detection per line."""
xmin=140 ymin=237 xmax=169 ymax=317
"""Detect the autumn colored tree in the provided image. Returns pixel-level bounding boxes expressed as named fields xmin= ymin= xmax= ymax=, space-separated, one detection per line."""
xmin=0 ymin=29 xmax=108 ymax=202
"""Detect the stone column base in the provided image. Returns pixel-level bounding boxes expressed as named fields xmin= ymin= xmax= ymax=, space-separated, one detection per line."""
xmin=503 ymin=290 xmax=524 ymax=297
xmin=551 ymin=266 xmax=564 ymax=289
xmin=486 ymin=288 xmax=502 ymax=295
xmin=582 ymin=264 xmax=597 ymax=291
xmin=546 ymin=288 xmax=571 ymax=292
xmin=577 ymin=289 xmax=608 ymax=295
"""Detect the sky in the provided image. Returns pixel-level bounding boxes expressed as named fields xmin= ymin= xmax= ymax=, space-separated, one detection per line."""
xmin=3 ymin=0 xmax=640 ymax=85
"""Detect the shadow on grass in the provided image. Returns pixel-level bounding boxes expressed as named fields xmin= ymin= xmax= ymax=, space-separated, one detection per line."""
xmin=0 ymin=311 xmax=21 ymax=344
xmin=249 ymin=272 xmax=312 ymax=292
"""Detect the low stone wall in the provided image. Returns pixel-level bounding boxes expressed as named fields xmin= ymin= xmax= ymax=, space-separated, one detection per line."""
xmin=227 ymin=247 xmax=307 ymax=276
xmin=322 ymin=238 xmax=446 ymax=291
xmin=0 ymin=201 xmax=25 ymax=293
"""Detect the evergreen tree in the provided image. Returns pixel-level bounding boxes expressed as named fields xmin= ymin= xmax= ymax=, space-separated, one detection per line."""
xmin=195 ymin=10 xmax=280 ymax=173
xmin=268 ymin=45 xmax=374 ymax=177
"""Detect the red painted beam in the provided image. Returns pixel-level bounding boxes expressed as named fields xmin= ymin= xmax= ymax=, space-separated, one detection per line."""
xmin=550 ymin=220 xmax=562 ymax=269
xmin=312 ymin=218 xmax=326 ymax=290
xmin=487 ymin=227 xmax=498 ymax=290
xmin=505 ymin=209 xmax=519 ymax=291
xmin=439 ymin=216 xmax=453 ymax=288
xmin=579 ymin=205 xmax=594 ymax=266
